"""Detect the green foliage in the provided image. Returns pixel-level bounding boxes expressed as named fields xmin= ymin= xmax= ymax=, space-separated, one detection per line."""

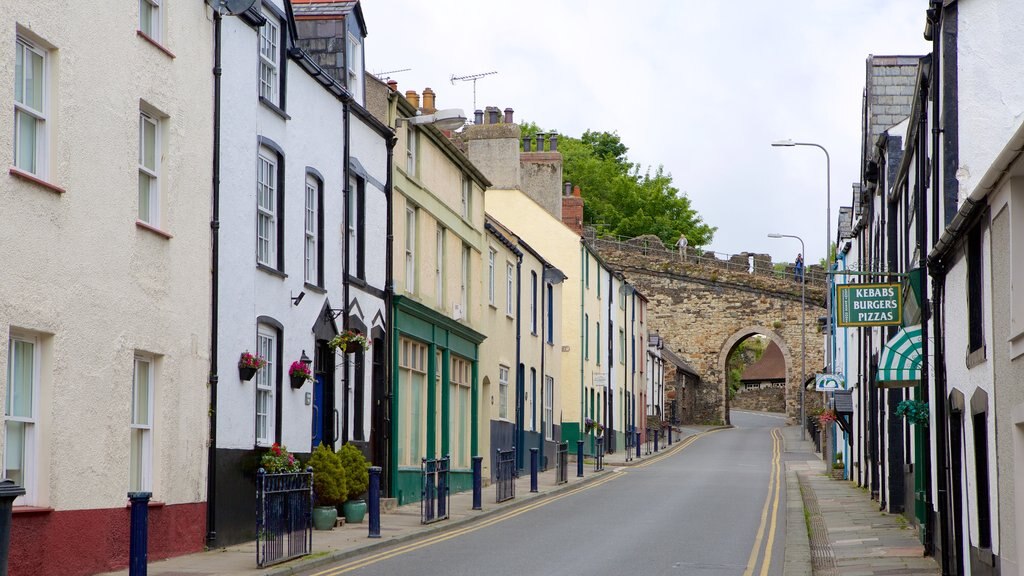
xmin=519 ymin=122 xmax=715 ymax=247
xmin=726 ymin=337 xmax=767 ymax=397
xmin=260 ymin=443 xmax=301 ymax=474
xmin=894 ymin=400 xmax=929 ymax=426
xmin=337 ymin=443 xmax=369 ymax=501
xmin=308 ymin=444 xmax=346 ymax=506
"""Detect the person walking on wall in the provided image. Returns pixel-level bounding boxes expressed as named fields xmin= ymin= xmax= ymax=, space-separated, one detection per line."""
xmin=676 ymin=234 xmax=688 ymax=259
xmin=794 ymin=253 xmax=804 ymax=282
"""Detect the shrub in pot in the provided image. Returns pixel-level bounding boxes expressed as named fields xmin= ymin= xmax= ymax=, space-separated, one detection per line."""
xmin=308 ymin=444 xmax=346 ymax=530
xmin=338 ymin=443 xmax=369 ymax=523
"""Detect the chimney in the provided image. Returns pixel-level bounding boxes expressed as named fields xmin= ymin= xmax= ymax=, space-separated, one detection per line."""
xmin=422 ymin=87 xmax=436 ymax=114
xmin=535 ymin=133 xmax=545 ymax=152
xmin=522 ymin=135 xmax=532 ymax=152
xmin=474 ymin=109 xmax=484 ymax=125
xmin=405 ymin=90 xmax=420 ymax=109
xmin=504 ymin=108 xmax=514 ymax=124
xmin=562 ymin=185 xmax=584 ymax=236
xmin=549 ymin=133 xmax=558 ymax=152
xmin=387 ymin=80 xmax=398 ymax=92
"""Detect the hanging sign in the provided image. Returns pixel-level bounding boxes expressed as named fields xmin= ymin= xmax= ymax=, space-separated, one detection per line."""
xmin=836 ymin=283 xmax=902 ymax=327
xmin=815 ymin=373 xmax=844 ymax=391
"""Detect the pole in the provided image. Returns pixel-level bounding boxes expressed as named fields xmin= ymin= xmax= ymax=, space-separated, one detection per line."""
xmin=368 ymin=466 xmax=381 ymax=538
xmin=799 ymin=237 xmax=806 ymax=441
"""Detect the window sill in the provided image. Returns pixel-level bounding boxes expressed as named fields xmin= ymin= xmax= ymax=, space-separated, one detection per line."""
xmin=257 ymin=263 xmax=287 ymax=279
xmin=259 ymin=97 xmax=290 ymax=121
xmin=13 ymin=506 xmax=54 ymax=516
xmin=489 ymin=303 xmax=497 ymax=310
xmin=303 ymin=282 xmax=326 ymax=295
xmin=136 ymin=30 xmax=175 ymax=59
xmin=136 ymin=220 xmax=173 ymax=239
xmin=9 ymin=167 xmax=66 ymax=194
xmin=967 ymin=346 xmax=987 ymax=369
xmin=347 ymin=277 xmax=367 ymax=289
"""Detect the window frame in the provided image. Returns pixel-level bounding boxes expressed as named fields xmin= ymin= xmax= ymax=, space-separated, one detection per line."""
xmin=138 ymin=0 xmax=161 ymax=41
xmin=488 ymin=248 xmax=496 ymax=307
xmin=449 ymin=355 xmax=471 ymax=468
xmin=967 ymin=221 xmax=985 ymax=360
xmin=304 ymin=170 xmax=324 ymax=287
xmin=461 ymin=175 xmax=471 ymax=220
xmin=256 ymin=140 xmax=285 ymax=272
xmin=5 ymin=333 xmax=39 ymax=505
xmin=530 ymin=271 xmax=538 ymax=335
xmin=258 ymin=7 xmax=284 ymax=109
xmin=596 ymin=322 xmax=601 ymax=365
xmin=347 ymin=175 xmax=365 ymax=279
xmin=546 ymin=282 xmax=554 ymax=344
xmin=255 ymin=325 xmax=278 ymax=447
xmin=506 ymin=262 xmax=515 ymax=317
xmin=461 ymin=244 xmax=470 ymax=315
xmin=619 ymin=328 xmax=626 ymax=365
xmin=498 ymin=365 xmax=509 ymax=420
xmin=398 ymin=338 xmax=428 ymax=465
xmin=130 ymin=355 xmax=155 ymax=492
xmin=405 ymin=206 xmax=417 ymax=293
xmin=346 ymin=31 xmax=363 ymax=105
xmin=435 ymin=227 xmax=445 ymax=308
xmin=13 ymin=36 xmax=48 ymax=177
xmin=584 ymin=313 xmax=589 ymax=360
xmin=138 ymin=110 xmax=161 ymax=226
xmin=544 ymin=375 xmax=554 ymax=440
xmin=405 ymin=127 xmax=417 ymax=177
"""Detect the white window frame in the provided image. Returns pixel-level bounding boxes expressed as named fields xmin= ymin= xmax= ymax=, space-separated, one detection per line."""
xmin=305 ymin=176 xmax=318 ymax=284
xmin=139 ymin=0 xmax=161 ymax=41
xmin=131 ymin=355 xmax=154 ymax=492
xmin=529 ymin=368 xmax=536 ymax=431
xmin=406 ymin=127 xmax=417 ymax=176
xmin=530 ymin=271 xmax=537 ymax=334
xmin=255 ymin=328 xmax=276 ymax=447
xmin=138 ymin=110 xmax=160 ymax=225
xmin=5 ymin=334 xmax=39 ymax=505
xmin=14 ymin=37 xmax=47 ymax=177
xmin=461 ymin=176 xmax=471 ymax=220
xmin=346 ymin=32 xmax=363 ymax=104
xmin=436 ymin=228 xmax=445 ymax=308
xmin=258 ymin=14 xmax=280 ymax=105
xmin=506 ymin=262 xmax=514 ymax=317
xmin=405 ymin=207 xmax=417 ymax=293
xmin=256 ymin=150 xmax=277 ymax=266
xmin=461 ymin=244 xmax=470 ymax=314
xmin=498 ymin=365 xmax=509 ymax=420
xmin=544 ymin=375 xmax=554 ymax=440
xmin=488 ymin=248 xmax=496 ymax=306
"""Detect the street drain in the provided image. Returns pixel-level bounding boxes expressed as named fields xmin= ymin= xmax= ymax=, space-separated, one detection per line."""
xmin=799 ymin=473 xmax=839 ymax=576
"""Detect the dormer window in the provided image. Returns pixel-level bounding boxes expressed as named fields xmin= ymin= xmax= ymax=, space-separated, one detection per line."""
xmin=346 ymin=33 xmax=363 ymax=105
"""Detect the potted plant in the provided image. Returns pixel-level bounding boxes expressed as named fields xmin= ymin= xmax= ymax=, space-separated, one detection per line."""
xmin=238 ymin=351 xmax=266 ymax=382
xmin=818 ymin=408 xmax=838 ymax=428
xmin=337 ymin=443 xmax=370 ymax=523
xmin=329 ymin=330 xmax=370 ymax=354
xmin=307 ymin=444 xmax=346 ymax=530
xmin=260 ymin=443 xmax=301 ymax=474
xmin=832 ymin=452 xmax=845 ymax=480
xmin=288 ymin=360 xmax=313 ymax=389
xmin=894 ymin=399 xmax=929 ymax=426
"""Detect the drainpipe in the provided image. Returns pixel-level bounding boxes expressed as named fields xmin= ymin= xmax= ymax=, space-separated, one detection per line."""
xmin=206 ymin=10 xmax=223 ymax=545
xmin=383 ymin=130 xmax=397 ymax=496
xmin=341 ymin=96 xmax=351 ymax=447
xmin=515 ymin=255 xmax=523 ymax=470
xmin=579 ymin=245 xmax=585 ymax=445
xmin=917 ymin=70 xmax=933 ymax=554
xmin=539 ymin=269 xmax=546 ymax=460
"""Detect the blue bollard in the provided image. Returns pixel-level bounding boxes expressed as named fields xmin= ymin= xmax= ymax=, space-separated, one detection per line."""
xmin=368 ymin=466 xmax=381 ymax=538
xmin=669 ymin=426 xmax=673 ymax=445
xmin=530 ymin=448 xmax=539 ymax=493
xmin=471 ymin=456 xmax=483 ymax=510
xmin=654 ymin=429 xmax=660 ymax=452
xmin=576 ymin=440 xmax=584 ymax=478
xmin=636 ymin=431 xmax=641 ymax=458
xmin=128 ymin=491 xmax=152 ymax=576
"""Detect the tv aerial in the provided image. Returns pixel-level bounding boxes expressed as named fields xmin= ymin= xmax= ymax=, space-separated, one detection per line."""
xmin=450 ymin=71 xmax=497 ymax=112
xmin=374 ymin=68 xmax=412 ymax=82
xmin=206 ymin=0 xmax=257 ymax=15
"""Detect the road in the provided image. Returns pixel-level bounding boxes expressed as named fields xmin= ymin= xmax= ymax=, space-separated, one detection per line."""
xmin=300 ymin=411 xmax=790 ymax=576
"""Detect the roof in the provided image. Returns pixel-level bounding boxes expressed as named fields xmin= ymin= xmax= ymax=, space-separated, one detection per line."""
xmin=290 ymin=0 xmax=366 ymax=34
xmin=661 ymin=347 xmax=699 ymax=378
xmin=740 ymin=341 xmax=786 ymax=382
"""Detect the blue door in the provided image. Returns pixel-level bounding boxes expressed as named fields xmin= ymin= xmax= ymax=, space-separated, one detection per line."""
xmin=311 ymin=374 xmax=324 ymax=450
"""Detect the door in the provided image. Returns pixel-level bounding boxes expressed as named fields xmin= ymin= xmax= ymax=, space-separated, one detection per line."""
xmin=311 ymin=374 xmax=324 ymax=450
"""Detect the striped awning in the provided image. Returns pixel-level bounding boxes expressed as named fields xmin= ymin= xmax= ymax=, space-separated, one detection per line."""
xmin=877 ymin=326 xmax=922 ymax=385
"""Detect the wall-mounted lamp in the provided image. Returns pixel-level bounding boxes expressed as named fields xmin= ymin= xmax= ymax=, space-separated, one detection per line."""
xmin=326 ymin=308 xmax=344 ymax=320
xmin=291 ymin=291 xmax=305 ymax=306
xmin=300 ymin=350 xmax=312 ymax=368
xmin=395 ymin=108 xmax=467 ymax=131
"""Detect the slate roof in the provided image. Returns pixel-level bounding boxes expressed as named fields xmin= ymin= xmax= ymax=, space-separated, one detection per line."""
xmin=740 ymin=341 xmax=786 ymax=382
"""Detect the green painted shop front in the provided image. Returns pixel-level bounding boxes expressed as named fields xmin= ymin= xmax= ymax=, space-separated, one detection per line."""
xmin=391 ymin=296 xmax=485 ymax=505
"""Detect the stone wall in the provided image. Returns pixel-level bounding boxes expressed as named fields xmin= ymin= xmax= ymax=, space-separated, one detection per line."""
xmin=731 ymin=388 xmax=786 ymax=413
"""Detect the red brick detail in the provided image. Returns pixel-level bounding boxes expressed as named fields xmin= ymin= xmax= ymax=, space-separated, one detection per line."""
xmin=562 ymin=195 xmax=584 ymax=236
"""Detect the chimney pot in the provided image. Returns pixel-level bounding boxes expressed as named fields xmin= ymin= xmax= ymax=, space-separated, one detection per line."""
xmin=422 ymin=87 xmax=436 ymax=114
xmin=387 ymin=80 xmax=398 ymax=92
xmin=573 ymin=185 xmax=581 ymax=197
xmin=405 ymin=90 xmax=420 ymax=109
xmin=474 ymin=109 xmax=484 ymax=125
xmin=487 ymin=107 xmax=499 ymax=125
xmin=522 ymin=135 xmax=531 ymax=152
xmin=549 ymin=133 xmax=558 ymax=152
xmin=564 ymin=182 xmax=572 ymax=196
xmin=536 ymin=133 xmax=545 ymax=152
xmin=504 ymin=107 xmax=514 ymax=124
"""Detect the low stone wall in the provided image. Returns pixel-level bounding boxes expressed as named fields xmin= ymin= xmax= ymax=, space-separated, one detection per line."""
xmin=731 ymin=387 xmax=786 ymax=413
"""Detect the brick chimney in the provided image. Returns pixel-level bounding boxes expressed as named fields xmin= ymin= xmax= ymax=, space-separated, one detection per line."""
xmin=422 ymin=88 xmax=436 ymax=114
xmin=562 ymin=185 xmax=584 ymax=236
xmin=405 ymin=90 xmax=420 ymax=109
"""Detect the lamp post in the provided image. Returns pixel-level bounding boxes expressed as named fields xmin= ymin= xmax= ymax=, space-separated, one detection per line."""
xmin=771 ymin=139 xmax=832 ymax=374
xmin=769 ymin=233 xmax=806 ymax=440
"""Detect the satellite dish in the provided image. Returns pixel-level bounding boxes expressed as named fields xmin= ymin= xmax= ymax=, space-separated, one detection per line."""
xmin=206 ymin=0 xmax=257 ymax=15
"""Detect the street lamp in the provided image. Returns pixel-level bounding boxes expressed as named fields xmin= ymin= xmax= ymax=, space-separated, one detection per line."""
xmin=771 ymin=139 xmax=832 ymax=374
xmin=769 ymin=233 xmax=806 ymax=441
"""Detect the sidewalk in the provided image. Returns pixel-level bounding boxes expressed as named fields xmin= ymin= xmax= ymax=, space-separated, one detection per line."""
xmin=780 ymin=424 xmax=941 ymax=575
xmin=98 ymin=426 xmax=711 ymax=576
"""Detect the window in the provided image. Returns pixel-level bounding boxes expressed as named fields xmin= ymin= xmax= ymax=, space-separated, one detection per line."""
xmin=405 ymin=207 xmax=417 ymax=293
xmin=406 ymin=127 xmax=417 ymax=176
xmin=619 ymin=328 xmax=626 ymax=364
xmin=258 ymin=13 xmax=281 ymax=106
xmin=138 ymin=111 xmax=160 ymax=225
xmin=529 ymin=368 xmax=537 ymax=431
xmin=530 ymin=271 xmax=538 ymax=335
xmin=584 ymin=314 xmax=589 ymax=360
xmin=498 ymin=365 xmax=509 ymax=420
xmin=450 ymin=356 xmax=471 ymax=468
xmin=597 ymin=268 xmax=601 ymax=299
xmin=488 ymin=248 xmax=496 ymax=306
xmin=14 ymin=36 xmax=47 ymax=176
xmin=256 ymin=149 xmax=279 ymax=268
xmin=461 ymin=176 xmax=471 ymax=220
xmin=974 ymin=410 xmax=992 ymax=548
xmin=304 ymin=173 xmax=323 ymax=285
xmin=506 ymin=262 xmax=514 ymax=316
xmin=5 ymin=334 xmax=38 ymax=504
xmin=346 ymin=33 xmax=363 ymax=104
xmin=435 ymin=228 xmax=445 ymax=307
xmin=130 ymin=356 xmax=154 ymax=492
xmin=139 ymin=0 xmax=161 ymax=40
xmin=596 ymin=322 xmax=601 ymax=365
xmin=255 ymin=327 xmax=276 ymax=446
xmin=585 ymin=253 xmax=590 ymax=289
xmin=461 ymin=244 xmax=470 ymax=314
xmin=348 ymin=176 xmax=364 ymax=279
xmin=619 ymin=283 xmax=626 ymax=310
xmin=967 ymin=222 xmax=985 ymax=358
xmin=544 ymin=375 xmax=553 ymax=440
xmin=398 ymin=338 xmax=427 ymax=465
xmin=546 ymin=283 xmax=554 ymax=344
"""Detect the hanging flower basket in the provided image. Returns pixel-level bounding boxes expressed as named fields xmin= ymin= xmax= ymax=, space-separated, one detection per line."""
xmin=817 ymin=409 xmax=838 ymax=428
xmin=895 ymin=399 xmax=929 ymax=426
xmin=288 ymin=361 xmax=312 ymax=389
xmin=238 ymin=351 xmax=267 ymax=382
xmin=328 ymin=330 xmax=370 ymax=354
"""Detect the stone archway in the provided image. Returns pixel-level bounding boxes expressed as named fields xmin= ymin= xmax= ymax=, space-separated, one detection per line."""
xmin=718 ymin=325 xmax=795 ymax=423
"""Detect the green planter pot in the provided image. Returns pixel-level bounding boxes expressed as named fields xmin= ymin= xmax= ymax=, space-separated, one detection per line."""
xmin=312 ymin=505 xmax=338 ymax=530
xmin=342 ymin=499 xmax=367 ymax=523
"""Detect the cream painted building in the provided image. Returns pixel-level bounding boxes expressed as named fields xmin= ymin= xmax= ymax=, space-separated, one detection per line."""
xmin=0 ymin=2 xmax=212 ymax=574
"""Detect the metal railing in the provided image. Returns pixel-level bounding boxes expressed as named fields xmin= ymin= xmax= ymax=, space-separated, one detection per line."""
xmin=624 ymin=426 xmax=634 ymax=462
xmin=594 ymin=436 xmax=605 ymax=472
xmin=256 ymin=469 xmax=313 ymax=568
xmin=556 ymin=442 xmax=569 ymax=485
xmin=806 ymin=417 xmax=822 ymax=453
xmin=644 ymin=428 xmax=654 ymax=455
xmin=495 ymin=448 xmax=516 ymax=503
xmin=421 ymin=455 xmax=450 ymax=524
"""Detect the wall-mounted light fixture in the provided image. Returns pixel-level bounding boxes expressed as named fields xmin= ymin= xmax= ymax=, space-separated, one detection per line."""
xmin=300 ymin=350 xmax=312 ymax=368
xmin=291 ymin=291 xmax=305 ymax=306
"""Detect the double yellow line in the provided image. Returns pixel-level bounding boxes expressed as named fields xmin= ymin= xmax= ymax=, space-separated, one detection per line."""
xmin=743 ymin=427 xmax=782 ymax=576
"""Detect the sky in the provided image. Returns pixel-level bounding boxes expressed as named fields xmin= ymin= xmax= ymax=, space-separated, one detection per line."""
xmin=359 ymin=1 xmax=931 ymax=266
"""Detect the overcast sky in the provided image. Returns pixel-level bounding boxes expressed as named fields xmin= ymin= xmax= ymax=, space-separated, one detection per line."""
xmin=360 ymin=1 xmax=930 ymax=265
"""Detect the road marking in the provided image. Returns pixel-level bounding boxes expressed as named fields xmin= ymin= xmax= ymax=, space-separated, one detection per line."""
xmin=742 ymin=427 xmax=782 ymax=576
xmin=311 ymin=430 xmax=721 ymax=575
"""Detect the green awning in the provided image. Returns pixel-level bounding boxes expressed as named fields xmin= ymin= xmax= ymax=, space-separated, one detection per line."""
xmin=877 ymin=326 xmax=922 ymax=387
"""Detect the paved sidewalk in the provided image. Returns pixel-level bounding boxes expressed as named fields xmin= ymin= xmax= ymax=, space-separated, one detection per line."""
xmin=98 ymin=426 xmax=711 ymax=576
xmin=780 ymin=425 xmax=941 ymax=575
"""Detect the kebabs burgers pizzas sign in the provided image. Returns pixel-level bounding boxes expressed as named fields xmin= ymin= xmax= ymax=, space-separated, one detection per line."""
xmin=835 ymin=283 xmax=902 ymax=327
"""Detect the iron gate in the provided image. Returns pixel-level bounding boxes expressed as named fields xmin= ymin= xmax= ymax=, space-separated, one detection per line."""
xmin=421 ymin=455 xmax=450 ymax=524
xmin=256 ymin=469 xmax=313 ymax=567
xmin=556 ymin=441 xmax=569 ymax=485
xmin=594 ymin=436 xmax=605 ymax=472
xmin=496 ymin=448 xmax=516 ymax=502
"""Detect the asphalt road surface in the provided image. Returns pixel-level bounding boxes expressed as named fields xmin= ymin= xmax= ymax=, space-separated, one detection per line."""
xmin=303 ymin=410 xmax=789 ymax=576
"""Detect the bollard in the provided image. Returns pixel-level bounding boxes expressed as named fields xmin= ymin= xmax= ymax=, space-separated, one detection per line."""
xmin=128 ymin=491 xmax=152 ymax=576
xmin=530 ymin=448 xmax=539 ymax=493
xmin=0 ymin=480 xmax=25 ymax=576
xmin=636 ymin=431 xmax=641 ymax=459
xmin=654 ymin=429 xmax=659 ymax=452
xmin=438 ymin=454 xmax=449 ymax=519
xmin=576 ymin=440 xmax=584 ymax=478
xmin=669 ymin=426 xmax=673 ymax=445
xmin=471 ymin=456 xmax=483 ymax=510
xmin=368 ymin=466 xmax=381 ymax=538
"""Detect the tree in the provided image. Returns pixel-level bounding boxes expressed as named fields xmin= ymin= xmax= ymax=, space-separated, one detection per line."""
xmin=519 ymin=123 xmax=715 ymax=248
